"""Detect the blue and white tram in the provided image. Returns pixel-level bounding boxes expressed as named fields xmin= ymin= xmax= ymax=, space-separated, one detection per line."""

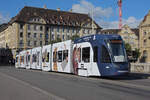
xmin=73 ymin=34 xmax=129 ymax=76
xmin=15 ymin=34 xmax=129 ymax=77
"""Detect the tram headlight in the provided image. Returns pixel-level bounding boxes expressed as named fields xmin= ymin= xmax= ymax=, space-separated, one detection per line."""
xmin=106 ymin=66 xmax=110 ymax=69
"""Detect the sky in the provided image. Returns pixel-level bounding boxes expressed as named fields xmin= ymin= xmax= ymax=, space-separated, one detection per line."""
xmin=0 ymin=0 xmax=150 ymax=29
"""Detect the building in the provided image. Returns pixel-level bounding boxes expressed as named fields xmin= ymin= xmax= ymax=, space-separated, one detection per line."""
xmin=118 ymin=25 xmax=139 ymax=50
xmin=139 ymin=11 xmax=150 ymax=63
xmin=0 ymin=23 xmax=8 ymax=48
xmin=101 ymin=25 xmax=139 ymax=50
xmin=0 ymin=6 xmax=102 ymax=58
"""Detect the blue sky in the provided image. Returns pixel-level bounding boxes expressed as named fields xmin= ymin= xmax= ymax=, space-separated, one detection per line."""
xmin=0 ymin=0 xmax=149 ymax=29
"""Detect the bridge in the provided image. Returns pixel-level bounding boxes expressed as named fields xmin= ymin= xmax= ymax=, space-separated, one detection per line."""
xmin=0 ymin=66 xmax=150 ymax=100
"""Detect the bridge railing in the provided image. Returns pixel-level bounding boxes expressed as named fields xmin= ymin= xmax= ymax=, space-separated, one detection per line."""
xmin=130 ymin=63 xmax=150 ymax=73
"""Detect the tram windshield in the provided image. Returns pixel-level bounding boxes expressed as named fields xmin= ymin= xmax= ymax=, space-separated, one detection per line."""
xmin=107 ymin=40 xmax=127 ymax=62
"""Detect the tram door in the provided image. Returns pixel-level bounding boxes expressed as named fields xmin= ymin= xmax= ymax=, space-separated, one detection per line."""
xmin=73 ymin=42 xmax=91 ymax=76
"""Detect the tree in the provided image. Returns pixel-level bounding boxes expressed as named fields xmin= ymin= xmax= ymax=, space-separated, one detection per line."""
xmin=70 ymin=34 xmax=80 ymax=41
xmin=132 ymin=48 xmax=141 ymax=62
xmin=124 ymin=43 xmax=141 ymax=62
xmin=125 ymin=43 xmax=132 ymax=56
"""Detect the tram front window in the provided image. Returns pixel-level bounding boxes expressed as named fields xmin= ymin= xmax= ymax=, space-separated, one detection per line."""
xmin=107 ymin=40 xmax=127 ymax=63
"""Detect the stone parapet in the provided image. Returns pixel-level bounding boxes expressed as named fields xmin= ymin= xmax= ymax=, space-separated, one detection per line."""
xmin=130 ymin=63 xmax=150 ymax=73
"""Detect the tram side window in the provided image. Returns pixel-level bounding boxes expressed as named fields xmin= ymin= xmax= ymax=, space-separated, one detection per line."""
xmin=46 ymin=52 xmax=49 ymax=62
xmin=101 ymin=46 xmax=111 ymax=63
xmin=20 ymin=56 xmax=21 ymax=63
xmin=21 ymin=56 xmax=24 ymax=63
xmin=53 ymin=51 xmax=57 ymax=62
xmin=25 ymin=55 xmax=28 ymax=63
xmin=32 ymin=54 xmax=37 ymax=62
xmin=93 ymin=46 xmax=98 ymax=62
xmin=82 ymin=47 xmax=90 ymax=62
xmin=16 ymin=57 xmax=18 ymax=62
xmin=63 ymin=50 xmax=68 ymax=61
xmin=28 ymin=55 xmax=30 ymax=62
xmin=23 ymin=56 xmax=24 ymax=63
xmin=58 ymin=51 xmax=62 ymax=62
xmin=32 ymin=55 xmax=34 ymax=62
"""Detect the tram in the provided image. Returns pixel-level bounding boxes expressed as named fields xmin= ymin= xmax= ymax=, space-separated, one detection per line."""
xmin=15 ymin=34 xmax=129 ymax=76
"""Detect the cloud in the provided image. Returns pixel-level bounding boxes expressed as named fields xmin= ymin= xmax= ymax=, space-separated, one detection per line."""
xmin=123 ymin=17 xmax=142 ymax=28
xmin=72 ymin=0 xmax=113 ymax=19
xmin=72 ymin=0 xmax=141 ymax=29
xmin=99 ymin=17 xmax=142 ymax=29
xmin=0 ymin=13 xmax=10 ymax=24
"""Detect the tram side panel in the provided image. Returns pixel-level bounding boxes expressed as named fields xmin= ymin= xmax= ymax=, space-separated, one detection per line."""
xmin=73 ymin=42 xmax=101 ymax=76
xmin=31 ymin=47 xmax=42 ymax=70
xmin=52 ymin=40 xmax=73 ymax=73
xmin=42 ymin=44 xmax=52 ymax=71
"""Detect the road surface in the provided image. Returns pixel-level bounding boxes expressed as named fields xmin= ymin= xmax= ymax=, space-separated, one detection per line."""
xmin=0 ymin=66 xmax=150 ymax=100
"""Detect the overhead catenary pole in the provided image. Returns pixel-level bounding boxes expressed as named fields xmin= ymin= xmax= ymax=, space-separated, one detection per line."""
xmin=91 ymin=7 xmax=94 ymax=34
xmin=118 ymin=0 xmax=122 ymax=29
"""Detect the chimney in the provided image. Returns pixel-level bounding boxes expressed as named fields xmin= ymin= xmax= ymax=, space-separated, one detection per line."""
xmin=43 ymin=5 xmax=47 ymax=9
xmin=57 ymin=8 xmax=60 ymax=11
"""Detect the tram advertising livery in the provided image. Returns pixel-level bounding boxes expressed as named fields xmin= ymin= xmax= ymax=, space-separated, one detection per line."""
xmin=15 ymin=34 xmax=129 ymax=77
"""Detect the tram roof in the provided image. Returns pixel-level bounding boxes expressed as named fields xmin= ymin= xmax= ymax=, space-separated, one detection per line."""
xmin=74 ymin=34 xmax=122 ymax=43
